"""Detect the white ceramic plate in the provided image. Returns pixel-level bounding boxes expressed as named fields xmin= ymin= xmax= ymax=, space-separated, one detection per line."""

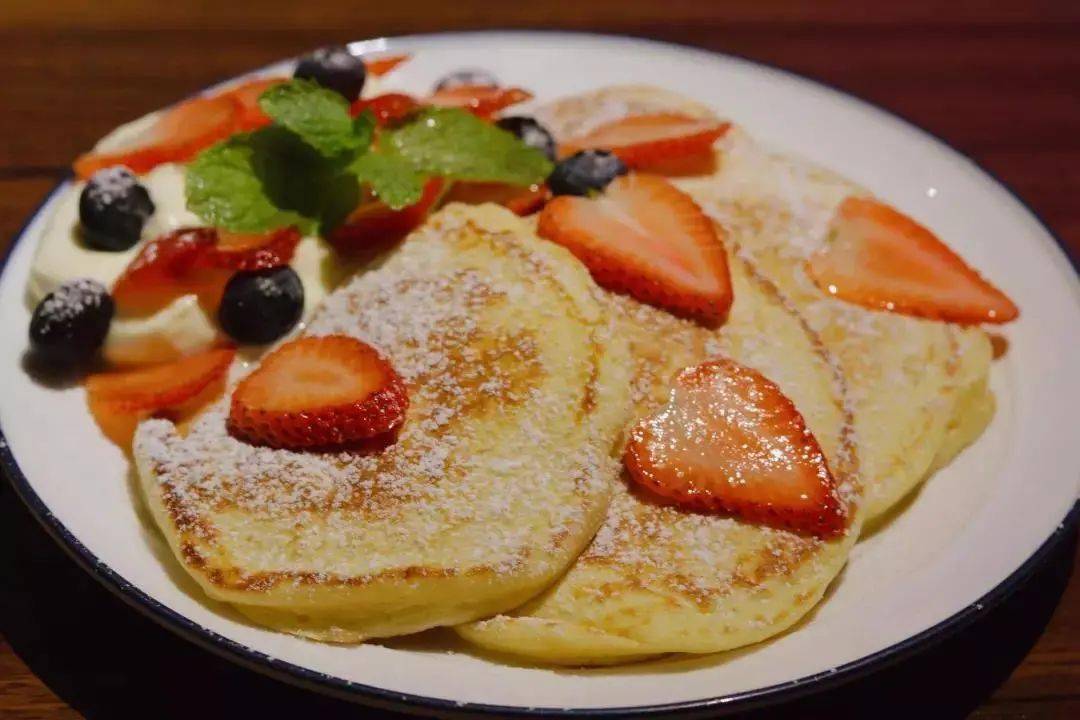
xmin=2 ymin=32 xmax=1078 ymax=717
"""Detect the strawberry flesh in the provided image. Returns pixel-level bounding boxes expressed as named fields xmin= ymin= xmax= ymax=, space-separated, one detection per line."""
xmin=74 ymin=95 xmax=238 ymax=179
xmin=807 ymin=196 xmax=1019 ymax=324
xmin=217 ymin=77 xmax=286 ymax=131
xmin=228 ymin=335 xmax=408 ymax=449
xmin=537 ymin=173 xmax=732 ymax=325
xmin=363 ymin=53 xmax=411 ymax=77
xmin=329 ymin=178 xmax=444 ymax=257
xmin=87 ymin=347 xmax=235 ymax=450
xmin=350 ymin=93 xmax=422 ymax=125
xmin=426 ymin=85 xmax=533 ymax=119
xmin=560 ymin=113 xmax=730 ymax=170
xmin=442 ymin=181 xmax=550 ymax=216
xmin=625 ymin=358 xmax=846 ymax=538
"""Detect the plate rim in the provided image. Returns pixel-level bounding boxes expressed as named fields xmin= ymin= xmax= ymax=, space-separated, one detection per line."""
xmin=1 ymin=29 xmax=1078 ymax=718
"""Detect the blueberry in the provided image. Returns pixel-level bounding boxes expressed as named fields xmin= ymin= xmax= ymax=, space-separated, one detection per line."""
xmin=78 ymin=166 xmax=155 ymax=251
xmin=433 ymin=69 xmax=498 ymax=92
xmin=29 ymin=279 xmax=114 ymax=365
xmin=218 ymin=267 xmax=304 ymax=345
xmin=547 ymin=150 xmax=628 ymax=197
xmin=293 ymin=45 xmax=367 ymax=102
xmin=496 ymin=116 xmax=556 ymax=161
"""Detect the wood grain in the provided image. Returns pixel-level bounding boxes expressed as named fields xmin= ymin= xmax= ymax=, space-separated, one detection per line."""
xmin=0 ymin=1 xmax=1076 ymax=718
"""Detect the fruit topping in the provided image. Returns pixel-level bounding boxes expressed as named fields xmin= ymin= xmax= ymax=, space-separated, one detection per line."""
xmin=807 ymin=196 xmax=1019 ymax=324
xmin=433 ymin=69 xmax=499 ymax=91
xmin=427 ymin=85 xmax=533 ymax=119
xmin=29 ymin=279 xmax=114 ymax=367
xmin=625 ymin=359 xmax=846 ymax=538
xmin=329 ymin=178 xmax=445 ymax=256
xmin=538 ymin=173 xmax=732 ymax=325
xmin=87 ymin=347 xmax=235 ymax=449
xmin=546 ymin=150 xmax=628 ymax=197
xmin=443 ymin=181 xmax=550 ymax=216
xmin=78 ymin=167 xmax=155 ymax=251
xmin=74 ymin=95 xmax=238 ymax=179
xmin=218 ymin=267 xmax=304 ymax=345
xmin=228 ymin=335 xmax=408 ymax=449
xmin=350 ymin=92 xmax=422 ymax=126
xmin=219 ymin=77 xmax=286 ymax=131
xmin=293 ymin=45 xmax=367 ymax=103
xmin=111 ymin=227 xmax=299 ymax=317
xmin=363 ymin=53 xmax=411 ymax=77
xmin=495 ymin=115 xmax=557 ymax=161
xmin=560 ymin=113 xmax=730 ymax=170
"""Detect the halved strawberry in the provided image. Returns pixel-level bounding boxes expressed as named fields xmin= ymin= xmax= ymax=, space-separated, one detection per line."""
xmin=202 ymin=226 xmax=302 ymax=271
xmin=74 ymin=95 xmax=238 ymax=179
xmin=537 ymin=173 xmax=732 ymax=325
xmin=112 ymin=228 xmax=220 ymax=316
xmin=87 ymin=347 xmax=235 ymax=449
xmin=364 ymin=53 xmax=411 ymax=77
xmin=112 ymin=227 xmax=300 ymax=316
xmin=560 ymin=113 xmax=730 ymax=170
xmin=350 ymin=92 xmax=421 ymax=125
xmin=625 ymin=359 xmax=846 ymax=538
xmin=329 ymin=178 xmax=445 ymax=256
xmin=217 ymin=76 xmax=286 ymax=131
xmin=442 ymin=181 xmax=550 ymax=216
xmin=426 ymin=85 xmax=533 ymax=119
xmin=228 ymin=335 xmax=408 ymax=449
xmin=807 ymin=196 xmax=1019 ymax=324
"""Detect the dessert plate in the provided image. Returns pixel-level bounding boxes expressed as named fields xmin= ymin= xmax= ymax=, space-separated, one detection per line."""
xmin=1 ymin=31 xmax=1078 ymax=717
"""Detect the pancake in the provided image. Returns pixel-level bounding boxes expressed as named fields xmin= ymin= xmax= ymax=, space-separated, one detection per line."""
xmin=456 ymin=248 xmax=861 ymax=664
xmin=133 ymin=203 xmax=632 ymax=642
xmin=535 ymin=85 xmax=995 ymax=523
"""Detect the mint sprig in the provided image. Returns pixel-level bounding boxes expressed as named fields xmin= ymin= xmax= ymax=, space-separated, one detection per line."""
xmin=186 ymin=81 xmax=550 ymax=234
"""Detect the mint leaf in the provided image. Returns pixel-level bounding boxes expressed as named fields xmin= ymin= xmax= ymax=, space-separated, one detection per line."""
xmin=348 ymin=151 xmax=425 ymax=209
xmin=385 ymin=108 xmax=552 ymax=186
xmin=186 ymin=134 xmax=314 ymax=233
xmin=257 ymin=79 xmax=363 ymax=157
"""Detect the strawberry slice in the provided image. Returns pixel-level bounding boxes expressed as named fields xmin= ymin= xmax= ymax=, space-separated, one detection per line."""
xmin=426 ymin=85 xmax=533 ymax=119
xmin=201 ymin=226 xmax=301 ymax=271
xmin=112 ymin=227 xmax=300 ymax=315
xmin=112 ymin=228 xmax=221 ymax=315
xmin=442 ymin=181 xmax=550 ymax=216
xmin=807 ymin=197 xmax=1019 ymax=324
xmin=350 ymin=92 xmax=421 ymax=125
xmin=217 ymin=76 xmax=286 ymax=131
xmin=625 ymin=359 xmax=846 ymax=538
xmin=228 ymin=335 xmax=408 ymax=449
xmin=74 ymin=95 xmax=238 ymax=179
xmin=87 ymin=347 xmax=235 ymax=449
xmin=537 ymin=173 xmax=732 ymax=325
xmin=363 ymin=53 xmax=411 ymax=77
xmin=329 ymin=178 xmax=445 ymax=256
xmin=560 ymin=113 xmax=730 ymax=170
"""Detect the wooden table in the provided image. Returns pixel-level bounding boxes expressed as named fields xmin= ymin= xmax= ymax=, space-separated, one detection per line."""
xmin=1 ymin=1 xmax=1077 ymax=717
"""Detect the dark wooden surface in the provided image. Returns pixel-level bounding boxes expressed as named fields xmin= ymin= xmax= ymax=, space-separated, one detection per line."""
xmin=0 ymin=1 xmax=1077 ymax=718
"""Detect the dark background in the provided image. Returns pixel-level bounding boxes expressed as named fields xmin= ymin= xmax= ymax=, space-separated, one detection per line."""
xmin=1 ymin=1 xmax=1078 ymax=717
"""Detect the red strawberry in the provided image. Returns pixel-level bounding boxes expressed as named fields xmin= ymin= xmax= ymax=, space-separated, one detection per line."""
xmin=112 ymin=227 xmax=300 ymax=316
xmin=228 ymin=336 xmax=408 ymax=449
xmin=427 ymin=85 xmax=533 ymax=119
xmin=625 ymin=359 xmax=846 ymax=538
xmin=350 ymin=92 xmax=422 ymax=125
xmin=560 ymin=113 xmax=730 ymax=170
xmin=442 ymin=181 xmax=550 ymax=216
xmin=74 ymin=95 xmax=238 ymax=179
xmin=87 ymin=347 xmax=235 ymax=449
xmin=363 ymin=53 xmax=411 ymax=77
xmin=329 ymin=178 xmax=445 ymax=256
xmin=537 ymin=173 xmax=732 ymax=325
xmin=201 ymin=226 xmax=301 ymax=271
xmin=218 ymin=76 xmax=286 ymax=131
xmin=807 ymin=197 xmax=1019 ymax=324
